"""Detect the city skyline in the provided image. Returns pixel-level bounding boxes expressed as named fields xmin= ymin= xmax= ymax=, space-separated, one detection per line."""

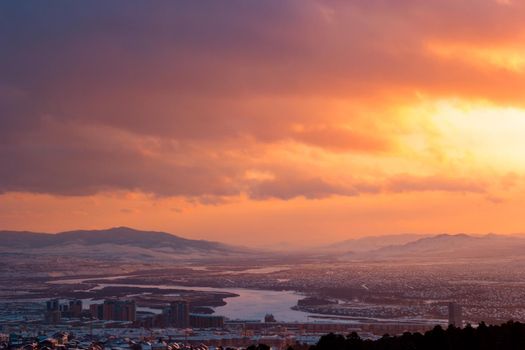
xmin=2 ymin=1 xmax=525 ymax=246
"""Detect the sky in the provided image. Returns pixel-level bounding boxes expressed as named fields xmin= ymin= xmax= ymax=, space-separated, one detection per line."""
xmin=2 ymin=0 xmax=525 ymax=247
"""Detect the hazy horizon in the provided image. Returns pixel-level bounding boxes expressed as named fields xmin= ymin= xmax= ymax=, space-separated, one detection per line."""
xmin=2 ymin=226 xmax=525 ymax=248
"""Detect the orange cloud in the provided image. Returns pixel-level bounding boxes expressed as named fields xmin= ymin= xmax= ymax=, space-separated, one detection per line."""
xmin=2 ymin=1 xmax=525 ymax=243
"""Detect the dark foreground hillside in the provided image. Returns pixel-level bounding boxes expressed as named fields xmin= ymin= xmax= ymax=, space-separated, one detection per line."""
xmin=305 ymin=321 xmax=525 ymax=350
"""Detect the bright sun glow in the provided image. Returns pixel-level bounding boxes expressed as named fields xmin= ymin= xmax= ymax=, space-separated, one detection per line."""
xmin=409 ymin=100 xmax=525 ymax=171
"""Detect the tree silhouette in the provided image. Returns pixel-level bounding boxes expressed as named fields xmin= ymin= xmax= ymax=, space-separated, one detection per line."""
xmin=304 ymin=321 xmax=525 ymax=350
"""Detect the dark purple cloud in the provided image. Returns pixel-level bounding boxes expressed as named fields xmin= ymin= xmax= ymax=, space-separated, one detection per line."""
xmin=0 ymin=0 xmax=520 ymax=199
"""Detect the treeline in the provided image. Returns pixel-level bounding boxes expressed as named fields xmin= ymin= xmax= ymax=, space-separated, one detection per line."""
xmin=305 ymin=321 xmax=525 ymax=350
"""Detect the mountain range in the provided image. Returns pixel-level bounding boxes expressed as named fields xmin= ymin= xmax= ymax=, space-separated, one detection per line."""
xmin=343 ymin=233 xmax=525 ymax=261
xmin=322 ymin=233 xmax=429 ymax=253
xmin=0 ymin=226 xmax=249 ymax=261
xmin=2 ymin=227 xmax=525 ymax=262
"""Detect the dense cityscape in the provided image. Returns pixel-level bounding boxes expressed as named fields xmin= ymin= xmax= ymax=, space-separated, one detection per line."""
xmin=3 ymin=239 xmax=525 ymax=350
xmin=0 ymin=294 xmax=463 ymax=350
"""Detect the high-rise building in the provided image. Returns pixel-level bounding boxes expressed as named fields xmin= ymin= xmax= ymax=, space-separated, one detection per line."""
xmin=44 ymin=299 xmax=61 ymax=323
xmin=91 ymin=300 xmax=136 ymax=321
xmin=68 ymin=299 xmax=83 ymax=318
xmin=45 ymin=298 xmax=83 ymax=320
xmin=46 ymin=299 xmax=59 ymax=312
xmin=120 ymin=300 xmax=136 ymax=322
xmin=89 ymin=304 xmax=104 ymax=319
xmin=448 ymin=302 xmax=462 ymax=327
xmin=102 ymin=300 xmax=116 ymax=321
xmin=103 ymin=300 xmax=136 ymax=321
xmin=166 ymin=300 xmax=190 ymax=328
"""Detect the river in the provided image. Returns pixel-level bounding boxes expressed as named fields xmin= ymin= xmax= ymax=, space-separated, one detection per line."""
xmin=51 ymin=275 xmax=322 ymax=322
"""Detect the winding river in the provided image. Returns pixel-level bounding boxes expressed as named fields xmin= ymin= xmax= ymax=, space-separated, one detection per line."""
xmin=51 ymin=275 xmax=321 ymax=322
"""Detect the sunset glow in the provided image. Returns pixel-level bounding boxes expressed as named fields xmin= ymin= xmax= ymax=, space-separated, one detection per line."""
xmin=2 ymin=1 xmax=525 ymax=246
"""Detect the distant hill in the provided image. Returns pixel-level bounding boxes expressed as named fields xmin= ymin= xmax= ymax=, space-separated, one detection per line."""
xmin=323 ymin=233 xmax=429 ymax=253
xmin=0 ymin=226 xmax=250 ymax=260
xmin=344 ymin=233 xmax=525 ymax=261
xmin=4 ymin=228 xmax=525 ymax=263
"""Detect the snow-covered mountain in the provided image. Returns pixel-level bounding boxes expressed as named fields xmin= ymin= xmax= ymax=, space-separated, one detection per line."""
xmin=0 ymin=226 xmax=250 ymax=260
xmin=344 ymin=233 xmax=525 ymax=261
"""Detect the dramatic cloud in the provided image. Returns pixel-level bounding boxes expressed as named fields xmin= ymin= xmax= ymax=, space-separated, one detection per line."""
xmin=2 ymin=1 xmax=525 ymax=243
